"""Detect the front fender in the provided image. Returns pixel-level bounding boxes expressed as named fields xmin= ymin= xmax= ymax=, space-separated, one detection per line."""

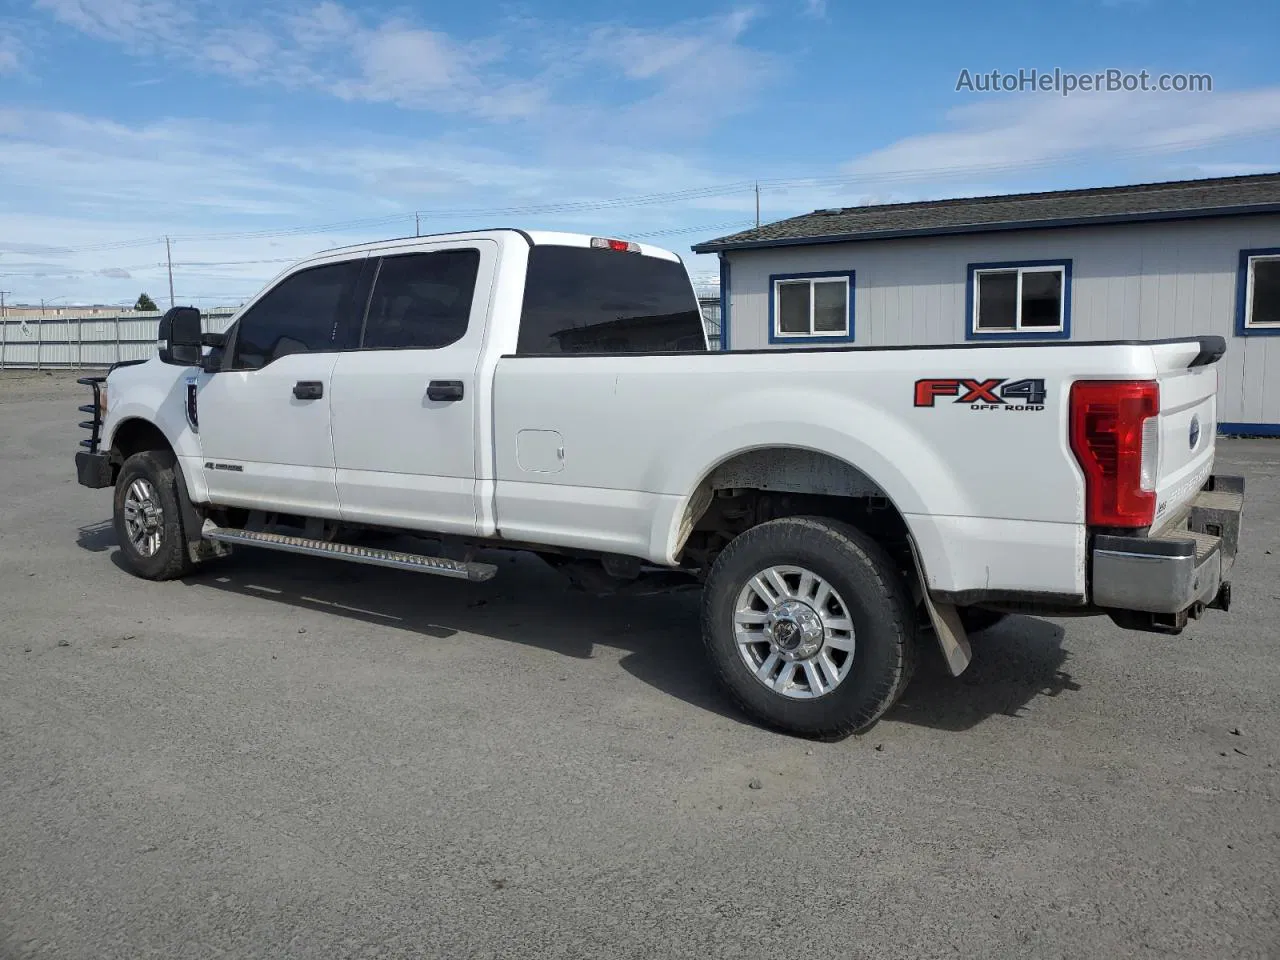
xmin=103 ymin=360 xmax=205 ymax=498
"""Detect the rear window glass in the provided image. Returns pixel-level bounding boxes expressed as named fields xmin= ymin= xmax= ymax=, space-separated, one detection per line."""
xmin=517 ymin=245 xmax=707 ymax=355
xmin=361 ymin=249 xmax=479 ymax=350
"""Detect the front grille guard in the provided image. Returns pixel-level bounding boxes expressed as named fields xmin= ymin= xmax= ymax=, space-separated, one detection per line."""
xmin=77 ymin=376 xmax=106 ymax=453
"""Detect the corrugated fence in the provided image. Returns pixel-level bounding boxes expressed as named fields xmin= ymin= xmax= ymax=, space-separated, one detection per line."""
xmin=0 ymin=311 xmax=237 ymax=369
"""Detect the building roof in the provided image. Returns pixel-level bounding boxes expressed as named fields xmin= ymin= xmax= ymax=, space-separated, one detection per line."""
xmin=691 ymin=172 xmax=1280 ymax=253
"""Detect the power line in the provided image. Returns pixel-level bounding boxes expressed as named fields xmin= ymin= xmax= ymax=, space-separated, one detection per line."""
xmin=628 ymin=218 xmax=757 ymax=239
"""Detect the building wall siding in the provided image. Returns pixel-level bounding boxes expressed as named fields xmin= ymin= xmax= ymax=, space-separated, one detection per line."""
xmin=723 ymin=214 xmax=1280 ymax=427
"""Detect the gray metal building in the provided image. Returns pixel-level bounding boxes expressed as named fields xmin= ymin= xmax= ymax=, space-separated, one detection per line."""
xmin=693 ymin=173 xmax=1280 ymax=435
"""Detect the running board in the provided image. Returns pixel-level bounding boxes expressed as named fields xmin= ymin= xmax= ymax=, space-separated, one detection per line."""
xmin=200 ymin=522 xmax=497 ymax=582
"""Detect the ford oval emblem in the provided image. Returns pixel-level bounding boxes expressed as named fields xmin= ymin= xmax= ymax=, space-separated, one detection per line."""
xmin=1189 ymin=415 xmax=1201 ymax=450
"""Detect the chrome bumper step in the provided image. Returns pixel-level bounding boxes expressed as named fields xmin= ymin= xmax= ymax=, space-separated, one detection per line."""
xmin=1092 ymin=473 xmax=1244 ymax=631
xmin=200 ymin=522 xmax=497 ymax=582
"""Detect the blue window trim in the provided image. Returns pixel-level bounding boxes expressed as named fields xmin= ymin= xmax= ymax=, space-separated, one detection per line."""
xmin=1219 ymin=421 xmax=1280 ymax=437
xmin=767 ymin=270 xmax=856 ymax=345
xmin=964 ymin=259 xmax=1072 ymax=342
xmin=1235 ymin=248 xmax=1280 ymax=337
xmin=719 ymin=254 xmax=731 ymax=351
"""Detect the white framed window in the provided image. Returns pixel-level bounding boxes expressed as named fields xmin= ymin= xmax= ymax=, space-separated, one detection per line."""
xmin=1240 ymin=251 xmax=1280 ymax=331
xmin=770 ymin=272 xmax=854 ymax=341
xmin=968 ymin=261 xmax=1071 ymax=339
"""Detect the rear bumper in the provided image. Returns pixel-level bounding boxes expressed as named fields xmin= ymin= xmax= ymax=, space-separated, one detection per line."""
xmin=1093 ymin=475 xmax=1244 ymax=632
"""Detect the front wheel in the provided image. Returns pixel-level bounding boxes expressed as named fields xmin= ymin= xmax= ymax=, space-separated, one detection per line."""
xmin=701 ymin=516 xmax=916 ymax=738
xmin=112 ymin=450 xmax=195 ymax=581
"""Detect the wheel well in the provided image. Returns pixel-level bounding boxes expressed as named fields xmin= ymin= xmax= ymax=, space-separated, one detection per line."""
xmin=677 ymin=448 xmax=913 ymax=575
xmin=109 ymin=418 xmax=175 ymax=479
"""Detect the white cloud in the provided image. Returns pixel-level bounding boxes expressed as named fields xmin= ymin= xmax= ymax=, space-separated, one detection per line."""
xmin=0 ymin=24 xmax=28 ymax=73
xmin=30 ymin=1 xmax=772 ymax=127
xmin=34 ymin=0 xmax=190 ymax=47
xmin=848 ymin=87 xmax=1280 ymax=180
xmin=289 ymin=1 xmax=358 ymax=50
xmin=31 ymin=0 xmax=545 ymax=120
xmin=0 ymin=105 xmax=753 ymax=303
xmin=573 ymin=8 xmax=776 ymax=136
xmin=350 ymin=24 xmax=468 ymax=93
xmin=203 ymin=26 xmax=282 ymax=80
xmin=804 ymin=0 xmax=828 ymax=18
xmin=328 ymin=21 xmax=543 ymax=120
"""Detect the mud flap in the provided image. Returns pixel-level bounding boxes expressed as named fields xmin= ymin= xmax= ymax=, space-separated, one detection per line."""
xmin=907 ymin=536 xmax=972 ymax=676
xmin=170 ymin=458 xmax=232 ymax=564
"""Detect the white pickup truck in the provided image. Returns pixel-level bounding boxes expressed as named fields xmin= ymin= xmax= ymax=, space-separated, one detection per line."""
xmin=74 ymin=228 xmax=1244 ymax=737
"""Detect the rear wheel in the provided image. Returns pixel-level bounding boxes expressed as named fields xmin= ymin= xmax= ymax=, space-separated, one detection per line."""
xmin=701 ymin=516 xmax=916 ymax=738
xmin=112 ymin=450 xmax=195 ymax=581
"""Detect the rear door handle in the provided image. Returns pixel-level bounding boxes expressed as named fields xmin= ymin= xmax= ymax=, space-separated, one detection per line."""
xmin=427 ymin=380 xmax=464 ymax=402
xmin=293 ymin=380 xmax=324 ymax=400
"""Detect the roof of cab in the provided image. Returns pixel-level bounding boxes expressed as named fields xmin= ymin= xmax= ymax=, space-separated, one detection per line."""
xmin=296 ymin=228 xmax=680 ymax=266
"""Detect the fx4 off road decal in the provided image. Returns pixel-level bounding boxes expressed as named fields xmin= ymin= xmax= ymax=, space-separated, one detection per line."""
xmin=914 ymin=378 xmax=1047 ymax=411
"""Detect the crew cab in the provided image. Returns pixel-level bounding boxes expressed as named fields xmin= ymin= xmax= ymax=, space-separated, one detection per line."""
xmin=74 ymin=229 xmax=1244 ymax=737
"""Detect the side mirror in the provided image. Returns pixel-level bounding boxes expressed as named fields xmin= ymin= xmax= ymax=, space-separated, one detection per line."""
xmin=201 ymin=331 xmax=228 ymax=373
xmin=158 ymin=306 xmax=202 ymax=366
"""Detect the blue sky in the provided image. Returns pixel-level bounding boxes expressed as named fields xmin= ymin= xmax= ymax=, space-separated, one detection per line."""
xmin=1 ymin=0 xmax=1278 ymax=307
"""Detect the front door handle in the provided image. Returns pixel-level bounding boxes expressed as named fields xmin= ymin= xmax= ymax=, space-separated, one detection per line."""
xmin=427 ymin=380 xmax=464 ymax=402
xmin=293 ymin=380 xmax=323 ymax=400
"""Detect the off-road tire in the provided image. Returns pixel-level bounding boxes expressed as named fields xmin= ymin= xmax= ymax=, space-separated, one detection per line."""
xmin=701 ymin=516 xmax=916 ymax=739
xmin=112 ymin=450 xmax=195 ymax=581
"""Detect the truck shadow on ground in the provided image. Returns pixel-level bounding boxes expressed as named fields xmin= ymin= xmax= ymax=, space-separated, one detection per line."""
xmin=83 ymin=524 xmax=1080 ymax=734
xmin=76 ymin=519 xmax=116 ymax=553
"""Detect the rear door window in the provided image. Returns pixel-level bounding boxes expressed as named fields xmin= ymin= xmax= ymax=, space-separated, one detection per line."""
xmin=517 ymin=245 xmax=706 ymax=354
xmin=231 ymin=259 xmax=365 ymax=369
xmin=360 ymin=249 xmax=481 ymax=350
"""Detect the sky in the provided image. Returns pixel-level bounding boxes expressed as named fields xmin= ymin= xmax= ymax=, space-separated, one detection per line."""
xmin=0 ymin=0 xmax=1278 ymax=308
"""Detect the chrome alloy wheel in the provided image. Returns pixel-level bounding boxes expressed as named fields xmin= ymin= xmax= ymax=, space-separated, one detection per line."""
xmin=733 ymin=566 xmax=856 ymax=699
xmin=122 ymin=477 xmax=164 ymax=558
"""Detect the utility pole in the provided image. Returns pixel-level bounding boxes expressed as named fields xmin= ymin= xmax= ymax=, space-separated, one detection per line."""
xmin=754 ymin=182 xmax=760 ymax=228
xmin=415 ymin=212 xmax=421 ymax=237
xmin=165 ymin=236 xmax=175 ymax=308
xmin=0 ymin=291 xmax=10 ymax=369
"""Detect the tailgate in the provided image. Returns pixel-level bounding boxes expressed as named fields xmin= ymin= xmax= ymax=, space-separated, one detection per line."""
xmin=1150 ymin=340 xmax=1219 ymax=533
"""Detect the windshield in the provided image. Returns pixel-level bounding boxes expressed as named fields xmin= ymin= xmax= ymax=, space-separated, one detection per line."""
xmin=517 ymin=245 xmax=707 ymax=355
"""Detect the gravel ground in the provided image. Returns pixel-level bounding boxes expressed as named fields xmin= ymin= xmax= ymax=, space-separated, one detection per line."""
xmin=2 ymin=370 xmax=1278 ymax=960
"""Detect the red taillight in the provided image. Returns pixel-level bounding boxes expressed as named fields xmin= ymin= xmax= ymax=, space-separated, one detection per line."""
xmin=1069 ymin=380 xmax=1160 ymax=528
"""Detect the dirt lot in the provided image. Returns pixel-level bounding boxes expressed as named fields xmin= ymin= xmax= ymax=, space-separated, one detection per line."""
xmin=2 ymin=369 xmax=1278 ymax=959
